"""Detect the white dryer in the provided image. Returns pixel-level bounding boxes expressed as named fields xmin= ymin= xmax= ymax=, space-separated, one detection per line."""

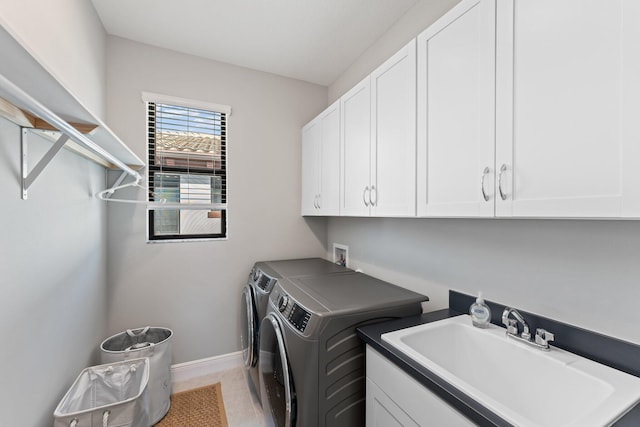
xmin=259 ymin=273 xmax=427 ymax=427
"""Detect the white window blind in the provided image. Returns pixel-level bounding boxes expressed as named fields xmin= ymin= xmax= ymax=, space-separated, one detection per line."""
xmin=147 ymin=99 xmax=227 ymax=240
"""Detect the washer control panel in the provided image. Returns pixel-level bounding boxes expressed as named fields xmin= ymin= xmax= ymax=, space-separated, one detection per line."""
xmin=270 ymin=284 xmax=316 ymax=336
xmin=287 ymin=303 xmax=311 ymax=333
xmin=251 ymin=268 xmax=277 ymax=293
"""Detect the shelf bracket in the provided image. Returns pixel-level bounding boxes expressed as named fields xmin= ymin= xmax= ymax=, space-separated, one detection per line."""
xmin=21 ymin=129 xmax=69 ymax=199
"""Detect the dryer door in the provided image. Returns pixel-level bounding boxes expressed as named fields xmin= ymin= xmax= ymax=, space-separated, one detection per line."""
xmin=259 ymin=313 xmax=295 ymax=427
xmin=241 ymin=285 xmax=258 ymax=368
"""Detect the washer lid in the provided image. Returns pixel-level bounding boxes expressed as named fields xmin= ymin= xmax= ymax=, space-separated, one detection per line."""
xmin=263 ymin=258 xmax=353 ymax=278
xmin=289 ymin=272 xmax=428 ymax=314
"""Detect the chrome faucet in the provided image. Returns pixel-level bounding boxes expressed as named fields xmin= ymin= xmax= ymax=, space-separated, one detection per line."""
xmin=502 ymin=307 xmax=554 ymax=351
xmin=502 ymin=307 xmax=531 ymax=340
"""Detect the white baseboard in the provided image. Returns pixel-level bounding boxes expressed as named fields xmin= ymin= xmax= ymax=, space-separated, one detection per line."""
xmin=171 ymin=351 xmax=243 ymax=385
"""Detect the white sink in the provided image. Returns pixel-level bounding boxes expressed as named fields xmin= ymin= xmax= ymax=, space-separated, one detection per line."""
xmin=381 ymin=315 xmax=640 ymax=427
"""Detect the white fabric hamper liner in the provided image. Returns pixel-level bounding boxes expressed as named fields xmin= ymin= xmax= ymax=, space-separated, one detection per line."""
xmin=53 ymin=358 xmax=150 ymax=427
xmin=100 ymin=327 xmax=173 ymax=425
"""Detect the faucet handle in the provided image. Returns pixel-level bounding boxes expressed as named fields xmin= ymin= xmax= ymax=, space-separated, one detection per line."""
xmin=504 ymin=318 xmax=519 ymax=335
xmin=501 ymin=307 xmax=513 ymax=326
xmin=501 ymin=308 xmax=518 ymax=335
xmin=535 ymin=328 xmax=555 ymax=347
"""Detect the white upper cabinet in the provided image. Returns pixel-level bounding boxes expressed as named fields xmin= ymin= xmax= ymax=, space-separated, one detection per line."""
xmin=370 ymin=39 xmax=417 ymax=217
xmin=304 ymin=0 xmax=640 ymax=219
xmin=340 ymin=76 xmax=372 ymax=216
xmin=320 ymin=101 xmax=341 ymax=215
xmin=341 ymin=40 xmax=417 ymax=217
xmin=418 ymin=0 xmax=640 ymax=218
xmin=417 ymin=0 xmax=496 ymax=217
xmin=301 ymin=118 xmax=321 ymax=215
xmin=301 ymin=100 xmax=340 ymax=216
xmin=495 ymin=0 xmax=640 ymax=218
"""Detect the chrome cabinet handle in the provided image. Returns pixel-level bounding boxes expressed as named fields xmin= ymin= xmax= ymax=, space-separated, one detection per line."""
xmin=316 ymin=194 xmax=321 ymax=209
xmin=313 ymin=195 xmax=318 ymax=209
xmin=370 ymin=185 xmax=377 ymax=206
xmin=363 ymin=186 xmax=370 ymax=207
xmin=498 ymin=164 xmax=507 ymax=201
xmin=481 ymin=167 xmax=490 ymax=202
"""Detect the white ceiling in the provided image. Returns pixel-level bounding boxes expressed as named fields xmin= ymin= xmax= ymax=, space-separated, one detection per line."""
xmin=91 ymin=0 xmax=420 ymax=86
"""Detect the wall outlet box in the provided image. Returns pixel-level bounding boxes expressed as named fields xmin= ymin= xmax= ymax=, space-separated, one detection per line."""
xmin=333 ymin=243 xmax=349 ymax=268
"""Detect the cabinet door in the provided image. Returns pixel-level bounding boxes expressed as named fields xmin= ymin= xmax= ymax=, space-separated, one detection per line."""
xmin=318 ymin=101 xmax=341 ymax=215
xmin=366 ymin=347 xmax=475 ymax=426
xmin=341 ymin=76 xmax=372 ymax=216
xmin=370 ymin=40 xmax=417 ymax=217
xmin=416 ymin=0 xmax=496 ymax=217
xmin=496 ymin=0 xmax=640 ymax=217
xmin=366 ymin=378 xmax=420 ymax=427
xmin=301 ymin=119 xmax=321 ymax=215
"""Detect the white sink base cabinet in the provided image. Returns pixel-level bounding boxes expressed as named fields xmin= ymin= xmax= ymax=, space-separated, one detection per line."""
xmin=366 ymin=346 xmax=474 ymax=427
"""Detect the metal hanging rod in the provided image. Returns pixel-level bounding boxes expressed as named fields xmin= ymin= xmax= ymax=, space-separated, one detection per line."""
xmin=0 ymin=73 xmax=226 ymax=210
xmin=0 ymin=73 xmax=142 ymax=199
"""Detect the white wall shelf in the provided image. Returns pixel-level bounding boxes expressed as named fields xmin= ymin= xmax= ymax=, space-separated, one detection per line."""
xmin=0 ymin=23 xmax=145 ymax=178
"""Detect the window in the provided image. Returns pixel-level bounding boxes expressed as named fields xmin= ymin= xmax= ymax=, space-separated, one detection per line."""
xmin=146 ymin=95 xmax=228 ymax=241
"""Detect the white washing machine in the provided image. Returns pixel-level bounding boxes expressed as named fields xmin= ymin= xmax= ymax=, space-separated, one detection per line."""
xmin=241 ymin=258 xmax=353 ymax=402
xmin=259 ymin=272 xmax=427 ymax=427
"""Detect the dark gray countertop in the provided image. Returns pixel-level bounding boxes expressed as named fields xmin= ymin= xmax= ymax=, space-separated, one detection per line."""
xmin=357 ymin=303 xmax=640 ymax=426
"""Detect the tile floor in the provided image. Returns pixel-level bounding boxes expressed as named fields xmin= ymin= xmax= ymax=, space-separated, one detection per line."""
xmin=172 ymin=366 xmax=267 ymax=427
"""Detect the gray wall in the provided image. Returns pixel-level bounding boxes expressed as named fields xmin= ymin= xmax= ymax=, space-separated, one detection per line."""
xmin=0 ymin=119 xmax=108 ymax=426
xmin=104 ymin=36 xmax=328 ymax=364
xmin=0 ymin=0 xmax=107 ymax=118
xmin=0 ymin=2 xmax=109 ymax=425
xmin=327 ymin=218 xmax=640 ymax=345
xmin=326 ymin=0 xmax=640 ymax=346
xmin=328 ymin=0 xmax=461 ymax=103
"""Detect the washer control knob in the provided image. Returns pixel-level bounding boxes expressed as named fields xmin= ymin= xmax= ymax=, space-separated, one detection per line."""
xmin=278 ymin=295 xmax=289 ymax=312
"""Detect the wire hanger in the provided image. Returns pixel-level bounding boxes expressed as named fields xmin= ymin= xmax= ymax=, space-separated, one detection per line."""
xmin=96 ymin=170 xmax=227 ymax=210
xmin=95 ymin=172 xmax=153 ymax=204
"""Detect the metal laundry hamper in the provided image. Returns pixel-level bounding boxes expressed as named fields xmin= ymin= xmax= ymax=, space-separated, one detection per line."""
xmin=100 ymin=327 xmax=173 ymax=425
xmin=53 ymin=358 xmax=150 ymax=427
